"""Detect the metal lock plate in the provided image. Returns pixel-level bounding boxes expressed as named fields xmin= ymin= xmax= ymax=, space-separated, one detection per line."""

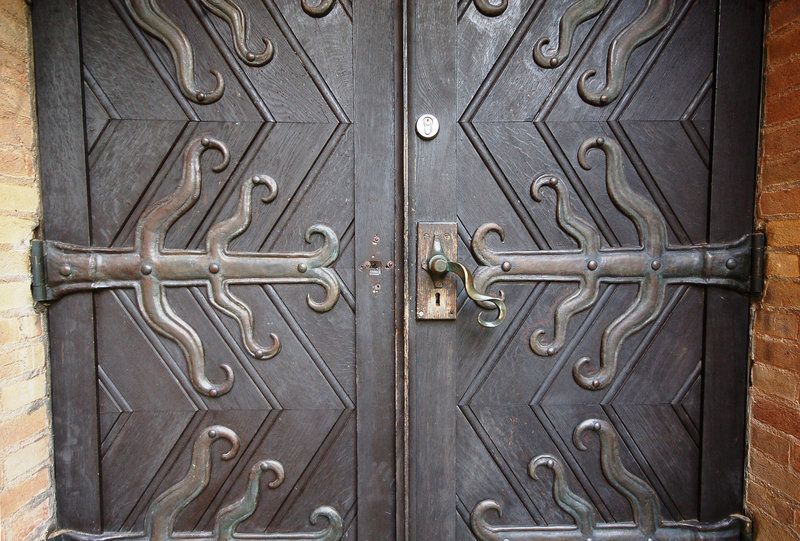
xmin=415 ymin=114 xmax=439 ymax=140
xmin=416 ymin=222 xmax=457 ymax=320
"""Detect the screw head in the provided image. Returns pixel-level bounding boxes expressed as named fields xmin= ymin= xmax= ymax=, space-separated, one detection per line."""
xmin=418 ymin=311 xmax=424 ymax=318
xmin=373 ymin=235 xmax=380 ymax=243
xmin=386 ymin=261 xmax=394 ymax=268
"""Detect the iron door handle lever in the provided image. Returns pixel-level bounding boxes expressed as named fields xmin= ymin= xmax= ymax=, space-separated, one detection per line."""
xmin=426 ymin=240 xmax=506 ymax=328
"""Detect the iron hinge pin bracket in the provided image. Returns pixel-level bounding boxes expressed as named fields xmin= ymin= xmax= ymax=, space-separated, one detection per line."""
xmin=750 ymin=230 xmax=766 ymax=298
xmin=30 ymin=239 xmax=48 ymax=303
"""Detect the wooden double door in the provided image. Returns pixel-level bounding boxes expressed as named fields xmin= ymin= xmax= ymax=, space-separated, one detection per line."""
xmin=33 ymin=1 xmax=763 ymax=539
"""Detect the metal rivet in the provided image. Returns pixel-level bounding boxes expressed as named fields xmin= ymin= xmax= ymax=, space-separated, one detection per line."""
xmin=587 ymin=260 xmax=598 ymax=271
xmin=209 ymin=389 xmax=218 ymax=397
xmin=549 ymin=57 xmax=558 ymax=67
xmin=58 ymin=264 xmax=72 ymax=277
xmin=725 ymin=258 xmax=737 ymax=269
xmin=592 ymin=421 xmax=601 ymax=430
xmin=197 ymin=92 xmax=206 ymax=102
xmin=651 ymin=260 xmax=661 ymax=270
xmin=374 ymin=284 xmax=381 ymax=291
xmin=596 ymin=137 xmax=605 ymax=145
xmin=297 ymin=263 xmax=308 ymax=273
xmin=246 ymin=52 xmax=255 ymax=62
xmin=255 ymin=349 xmax=267 ymax=359
xmin=208 ymin=262 xmax=220 ymax=274
xmin=386 ymin=261 xmax=394 ymax=268
xmin=208 ymin=429 xmax=217 ymax=438
xmin=549 ymin=177 xmax=558 ymax=186
xmin=547 ymin=459 xmax=554 ymax=467
xmin=592 ymin=381 xmax=600 ymax=389
xmin=141 ymin=263 xmax=153 ymax=275
xmin=501 ymin=261 xmax=512 ymax=272
xmin=418 ymin=311 xmax=424 ymax=317
xmin=547 ymin=346 xmax=555 ymax=356
xmin=373 ymin=235 xmax=380 ymax=243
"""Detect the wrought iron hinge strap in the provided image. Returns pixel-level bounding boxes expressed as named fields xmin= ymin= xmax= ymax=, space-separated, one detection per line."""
xmin=468 ymin=136 xmax=764 ymax=390
xmin=31 ymin=136 xmax=341 ymax=397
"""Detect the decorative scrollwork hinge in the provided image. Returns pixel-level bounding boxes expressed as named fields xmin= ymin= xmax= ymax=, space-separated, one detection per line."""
xmin=50 ymin=425 xmax=343 ymax=541
xmin=125 ymin=0 xmax=274 ymax=104
xmin=470 ymin=418 xmax=752 ymax=540
xmin=473 ymin=0 xmax=508 ymax=17
xmin=32 ymin=135 xmax=340 ymax=397
xmin=533 ymin=0 xmax=675 ymax=105
xmin=470 ymin=136 xmax=762 ymax=390
xmin=302 ymin=0 xmax=337 ymax=17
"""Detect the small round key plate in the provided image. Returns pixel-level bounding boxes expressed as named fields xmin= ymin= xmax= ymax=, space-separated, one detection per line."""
xmin=416 ymin=114 xmax=439 ymax=140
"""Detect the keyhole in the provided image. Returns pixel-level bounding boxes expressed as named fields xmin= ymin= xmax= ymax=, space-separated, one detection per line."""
xmin=435 ymin=292 xmax=441 ymax=306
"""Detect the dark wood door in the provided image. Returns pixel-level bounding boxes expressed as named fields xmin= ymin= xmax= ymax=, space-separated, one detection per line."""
xmin=406 ymin=0 xmax=762 ymax=539
xmin=34 ymin=1 xmax=397 ymax=539
xmin=34 ymin=1 xmax=762 ymax=540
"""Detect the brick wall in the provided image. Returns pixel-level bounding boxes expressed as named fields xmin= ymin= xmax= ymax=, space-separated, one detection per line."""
xmin=747 ymin=0 xmax=800 ymax=539
xmin=0 ymin=1 xmax=55 ymax=540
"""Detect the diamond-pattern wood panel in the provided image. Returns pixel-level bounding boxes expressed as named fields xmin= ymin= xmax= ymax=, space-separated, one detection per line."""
xmin=78 ymin=1 xmax=355 ymax=534
xmin=456 ymin=1 xmax=715 ymax=538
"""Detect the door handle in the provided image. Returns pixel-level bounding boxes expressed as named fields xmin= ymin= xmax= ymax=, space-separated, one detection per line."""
xmin=424 ymin=233 xmax=506 ymax=328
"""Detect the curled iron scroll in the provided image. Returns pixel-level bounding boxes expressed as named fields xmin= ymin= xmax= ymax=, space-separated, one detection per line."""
xmin=470 ymin=418 xmax=752 ymax=540
xmin=125 ymin=0 xmax=273 ymax=104
xmin=141 ymin=425 xmax=343 ymax=541
xmin=533 ymin=0 xmax=675 ymax=106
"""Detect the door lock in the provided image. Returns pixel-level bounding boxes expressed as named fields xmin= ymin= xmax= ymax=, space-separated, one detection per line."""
xmin=416 ymin=222 xmax=505 ymax=327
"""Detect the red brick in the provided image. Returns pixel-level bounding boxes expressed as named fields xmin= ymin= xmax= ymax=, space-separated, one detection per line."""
xmin=752 ymin=392 xmax=800 ymax=439
xmin=751 ymin=420 xmax=792 ymax=464
xmin=766 ymin=54 xmax=800 ymax=97
xmin=792 ymin=444 xmax=800 ymax=475
xmin=747 ymin=478 xmax=796 ymax=525
xmin=755 ymin=310 xmax=800 ymax=339
xmin=761 ymin=151 xmax=800 ymax=187
xmin=768 ymin=21 xmax=800 ymax=66
xmin=766 ymin=218 xmax=800 ymax=246
xmin=0 ymin=467 xmax=49 ymax=518
xmin=761 ymin=185 xmax=800 ymax=216
xmin=749 ymin=449 xmax=800 ymax=503
xmin=766 ymin=86 xmax=800 ymax=125
xmin=750 ymin=505 xmax=800 ymax=541
xmin=764 ymin=279 xmax=800 ymax=308
xmin=762 ymin=121 xmax=800 ymax=157
xmin=770 ymin=0 xmax=800 ymax=33
xmin=753 ymin=336 xmax=800 ymax=371
xmin=3 ymin=497 xmax=50 ymax=541
xmin=0 ymin=406 xmax=48 ymax=451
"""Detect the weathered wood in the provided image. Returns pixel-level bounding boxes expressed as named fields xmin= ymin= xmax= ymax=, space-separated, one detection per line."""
xmin=701 ymin=0 xmax=764 ymax=522
xmin=407 ymin=0 xmax=458 ymax=538
xmin=31 ymin=1 xmax=102 ymax=531
xmin=354 ymin=0 xmax=401 ymax=538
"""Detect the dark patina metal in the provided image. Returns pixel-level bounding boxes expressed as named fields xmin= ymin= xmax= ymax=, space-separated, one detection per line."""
xmin=534 ymin=0 xmax=675 ymax=106
xmin=302 ymin=0 xmax=337 ymax=17
xmin=470 ymin=418 xmax=752 ymax=540
xmin=125 ymin=0 xmax=273 ymax=104
xmin=34 ymin=136 xmax=340 ymax=397
xmin=471 ymin=136 xmax=760 ymax=390
xmin=473 ymin=0 xmax=508 ymax=17
xmin=51 ymin=425 xmax=343 ymax=541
